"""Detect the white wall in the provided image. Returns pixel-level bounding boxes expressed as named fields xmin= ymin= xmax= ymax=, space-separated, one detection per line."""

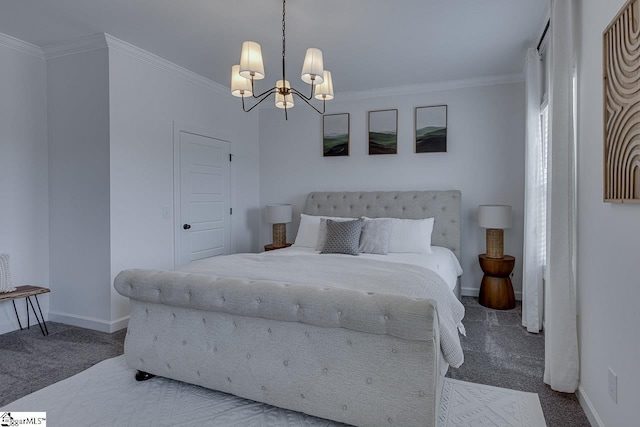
xmin=259 ymin=81 xmax=525 ymax=296
xmin=576 ymin=1 xmax=640 ymax=425
xmin=44 ymin=36 xmax=261 ymax=332
xmin=0 ymin=39 xmax=49 ymax=334
xmin=47 ymin=47 xmax=113 ymax=328
xmin=108 ymin=43 xmax=260 ymax=323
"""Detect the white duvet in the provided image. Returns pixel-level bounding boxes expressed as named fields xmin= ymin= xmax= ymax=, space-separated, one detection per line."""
xmin=180 ymin=248 xmax=466 ymax=367
xmin=269 ymin=245 xmax=463 ymax=292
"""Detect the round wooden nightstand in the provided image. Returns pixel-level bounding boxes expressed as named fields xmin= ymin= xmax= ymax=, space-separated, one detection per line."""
xmin=264 ymin=243 xmax=292 ymax=252
xmin=478 ymin=254 xmax=516 ymax=310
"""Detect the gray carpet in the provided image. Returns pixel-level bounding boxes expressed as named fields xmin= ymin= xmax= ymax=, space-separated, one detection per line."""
xmin=447 ymin=297 xmax=589 ymax=427
xmin=0 ymin=297 xmax=589 ymax=426
xmin=0 ymin=322 xmax=125 ymax=406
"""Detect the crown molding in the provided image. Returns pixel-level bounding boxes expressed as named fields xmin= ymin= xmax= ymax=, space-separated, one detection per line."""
xmin=103 ymin=34 xmax=229 ymax=95
xmin=41 ymin=33 xmax=108 ymax=59
xmin=23 ymin=30 xmax=521 ymax=104
xmin=0 ymin=32 xmax=44 ymax=59
xmin=40 ymin=33 xmax=230 ymax=95
xmin=334 ymin=73 xmax=525 ymax=102
xmin=255 ymin=73 xmax=525 ymax=109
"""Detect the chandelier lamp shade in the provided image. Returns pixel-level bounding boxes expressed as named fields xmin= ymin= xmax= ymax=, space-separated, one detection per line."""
xmin=315 ymin=71 xmax=334 ymax=100
xmin=239 ymin=41 xmax=265 ymax=80
xmin=231 ymin=65 xmax=252 ymax=97
xmin=275 ymin=80 xmax=294 ymax=109
xmin=230 ymin=0 xmax=334 ymax=119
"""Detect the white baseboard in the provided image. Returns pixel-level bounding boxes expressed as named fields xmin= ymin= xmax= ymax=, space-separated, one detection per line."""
xmin=461 ymin=287 xmax=480 ymax=297
xmin=576 ymin=384 xmax=604 ymax=427
xmin=48 ymin=311 xmax=128 ymax=333
xmin=461 ymin=287 xmax=522 ymax=301
xmin=0 ymin=321 xmax=20 ymax=335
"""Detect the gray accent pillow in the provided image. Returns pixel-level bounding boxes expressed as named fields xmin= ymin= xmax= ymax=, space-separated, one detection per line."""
xmin=320 ymin=219 xmax=364 ymax=256
xmin=359 ymin=218 xmax=393 ymax=254
xmin=315 ymin=217 xmax=355 ymax=250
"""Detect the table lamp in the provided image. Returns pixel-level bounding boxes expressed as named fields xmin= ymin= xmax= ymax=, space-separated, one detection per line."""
xmin=478 ymin=205 xmax=512 ymax=258
xmin=266 ymin=204 xmax=292 ymax=248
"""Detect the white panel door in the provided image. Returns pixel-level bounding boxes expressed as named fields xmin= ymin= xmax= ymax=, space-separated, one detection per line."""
xmin=177 ymin=130 xmax=230 ymax=267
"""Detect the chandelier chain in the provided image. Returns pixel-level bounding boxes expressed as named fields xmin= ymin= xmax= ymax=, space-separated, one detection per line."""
xmin=282 ymin=0 xmax=286 ymax=62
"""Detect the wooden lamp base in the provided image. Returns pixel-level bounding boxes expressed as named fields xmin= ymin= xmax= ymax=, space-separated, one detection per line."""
xmin=485 ymin=228 xmax=504 ymax=258
xmin=272 ymin=223 xmax=287 ymax=248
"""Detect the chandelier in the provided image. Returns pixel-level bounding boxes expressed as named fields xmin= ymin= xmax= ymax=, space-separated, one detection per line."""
xmin=230 ymin=0 xmax=334 ymax=119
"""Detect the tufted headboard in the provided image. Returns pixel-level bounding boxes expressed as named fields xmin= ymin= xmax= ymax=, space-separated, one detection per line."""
xmin=303 ymin=190 xmax=461 ymax=260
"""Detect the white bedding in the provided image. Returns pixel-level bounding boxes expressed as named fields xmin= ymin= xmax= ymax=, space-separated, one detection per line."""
xmin=180 ymin=250 xmax=465 ymax=367
xmin=266 ymin=245 xmax=463 ymax=293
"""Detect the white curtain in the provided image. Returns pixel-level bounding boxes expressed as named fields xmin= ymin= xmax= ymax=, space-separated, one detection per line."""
xmin=544 ymin=0 xmax=579 ymax=393
xmin=522 ymin=48 xmax=544 ymax=333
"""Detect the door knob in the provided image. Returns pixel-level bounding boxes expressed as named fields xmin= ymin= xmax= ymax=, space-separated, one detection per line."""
xmin=183 ymin=224 xmax=191 ymax=230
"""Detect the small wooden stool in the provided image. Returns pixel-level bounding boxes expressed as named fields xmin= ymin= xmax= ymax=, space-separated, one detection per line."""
xmin=0 ymin=285 xmax=50 ymax=335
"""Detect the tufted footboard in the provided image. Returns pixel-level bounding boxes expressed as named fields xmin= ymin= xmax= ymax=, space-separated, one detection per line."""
xmin=116 ymin=269 xmax=445 ymax=427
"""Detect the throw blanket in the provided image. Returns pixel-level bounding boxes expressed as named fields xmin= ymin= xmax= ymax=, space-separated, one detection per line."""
xmin=180 ymin=254 xmax=466 ymax=368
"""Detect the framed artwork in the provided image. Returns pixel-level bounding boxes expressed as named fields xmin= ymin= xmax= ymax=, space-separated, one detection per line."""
xmin=323 ymin=113 xmax=350 ymax=157
xmin=368 ymin=109 xmax=398 ymax=155
xmin=415 ymin=105 xmax=447 ymax=153
xmin=603 ymin=0 xmax=640 ymax=203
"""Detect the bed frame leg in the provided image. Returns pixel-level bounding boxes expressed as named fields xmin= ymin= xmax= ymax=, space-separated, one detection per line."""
xmin=135 ymin=370 xmax=155 ymax=381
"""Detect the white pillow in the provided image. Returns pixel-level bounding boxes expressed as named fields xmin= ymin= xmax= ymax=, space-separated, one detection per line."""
xmin=293 ymin=214 xmax=355 ymax=248
xmin=293 ymin=214 xmax=322 ymax=248
xmin=387 ymin=217 xmax=435 ymax=253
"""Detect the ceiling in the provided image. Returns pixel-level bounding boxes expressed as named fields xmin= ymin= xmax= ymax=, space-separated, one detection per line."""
xmin=0 ymin=0 xmax=548 ymax=94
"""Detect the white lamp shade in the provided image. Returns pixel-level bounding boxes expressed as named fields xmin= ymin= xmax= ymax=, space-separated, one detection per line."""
xmin=275 ymin=80 xmax=294 ymax=109
xmin=275 ymin=93 xmax=294 ymax=109
xmin=231 ymin=65 xmax=252 ymax=97
xmin=266 ymin=204 xmax=292 ymax=224
xmin=478 ymin=205 xmax=512 ymax=229
xmin=314 ymin=70 xmax=334 ymax=100
xmin=239 ymin=41 xmax=265 ymax=80
xmin=301 ymin=48 xmax=324 ymax=85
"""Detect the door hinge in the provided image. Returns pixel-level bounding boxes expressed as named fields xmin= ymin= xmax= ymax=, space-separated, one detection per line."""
xmin=230 ymin=208 xmax=233 ymax=215
xmin=229 ymin=153 xmax=233 ymax=162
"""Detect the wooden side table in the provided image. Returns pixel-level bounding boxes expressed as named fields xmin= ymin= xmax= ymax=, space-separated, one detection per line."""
xmin=478 ymin=254 xmax=515 ymax=310
xmin=0 ymin=285 xmax=50 ymax=335
xmin=264 ymin=243 xmax=292 ymax=252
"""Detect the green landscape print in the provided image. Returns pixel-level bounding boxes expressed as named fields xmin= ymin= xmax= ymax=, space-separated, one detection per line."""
xmin=323 ymin=113 xmax=349 ymax=156
xmin=415 ymin=105 xmax=447 ymax=153
xmin=368 ymin=109 xmax=398 ymax=154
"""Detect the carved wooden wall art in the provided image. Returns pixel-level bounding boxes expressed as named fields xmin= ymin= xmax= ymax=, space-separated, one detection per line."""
xmin=603 ymin=0 xmax=640 ymax=203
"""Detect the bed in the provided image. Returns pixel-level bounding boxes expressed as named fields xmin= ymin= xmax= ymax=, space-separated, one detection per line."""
xmin=114 ymin=190 xmax=464 ymax=427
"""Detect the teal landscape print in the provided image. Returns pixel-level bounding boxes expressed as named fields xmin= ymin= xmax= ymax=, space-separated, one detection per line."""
xmin=368 ymin=109 xmax=398 ymax=155
xmin=323 ymin=113 xmax=350 ymax=156
xmin=415 ymin=105 xmax=447 ymax=153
